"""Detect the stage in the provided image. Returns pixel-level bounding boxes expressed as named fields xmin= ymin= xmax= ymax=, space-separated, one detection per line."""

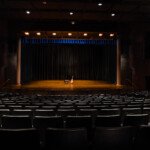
xmin=4 ymin=80 xmax=130 ymax=95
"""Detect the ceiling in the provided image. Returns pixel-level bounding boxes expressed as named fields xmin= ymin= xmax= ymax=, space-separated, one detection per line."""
xmin=0 ymin=0 xmax=150 ymax=32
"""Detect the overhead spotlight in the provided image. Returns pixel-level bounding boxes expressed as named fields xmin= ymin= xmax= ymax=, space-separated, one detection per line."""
xmin=26 ymin=10 xmax=31 ymax=15
xmin=83 ymin=33 xmax=88 ymax=36
xmin=111 ymin=13 xmax=115 ymax=17
xmin=71 ymin=21 xmax=75 ymax=25
xmin=70 ymin=12 xmax=73 ymax=15
xmin=36 ymin=32 xmax=41 ymax=36
xmin=99 ymin=33 xmax=103 ymax=37
xmin=68 ymin=33 xmax=72 ymax=36
xmin=52 ymin=33 xmax=56 ymax=36
xmin=24 ymin=32 xmax=30 ymax=36
xmin=110 ymin=33 xmax=114 ymax=37
xmin=42 ymin=1 xmax=47 ymax=5
xmin=98 ymin=3 xmax=103 ymax=6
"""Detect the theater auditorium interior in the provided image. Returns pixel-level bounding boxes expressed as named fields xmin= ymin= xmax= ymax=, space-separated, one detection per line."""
xmin=0 ymin=0 xmax=150 ymax=149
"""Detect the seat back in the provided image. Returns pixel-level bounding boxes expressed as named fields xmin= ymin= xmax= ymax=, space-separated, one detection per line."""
xmin=45 ymin=128 xmax=88 ymax=150
xmin=34 ymin=109 xmax=56 ymax=116
xmin=134 ymin=125 xmax=150 ymax=150
xmin=1 ymin=115 xmax=32 ymax=129
xmin=33 ymin=116 xmax=64 ymax=146
xmin=92 ymin=126 xmax=136 ymax=150
xmin=121 ymin=108 xmax=142 ymax=123
xmin=57 ymin=109 xmax=76 ymax=118
xmin=99 ymin=108 xmax=120 ymax=115
xmin=123 ymin=114 xmax=149 ymax=126
xmin=66 ymin=115 xmax=93 ymax=140
xmin=0 ymin=128 xmax=40 ymax=150
xmin=0 ymin=109 xmax=10 ymax=124
xmin=95 ymin=115 xmax=121 ymax=127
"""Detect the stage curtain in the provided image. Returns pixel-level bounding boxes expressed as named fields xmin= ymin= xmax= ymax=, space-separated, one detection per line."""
xmin=21 ymin=42 xmax=116 ymax=83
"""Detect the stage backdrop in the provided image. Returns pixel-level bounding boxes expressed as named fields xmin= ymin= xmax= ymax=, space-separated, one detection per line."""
xmin=21 ymin=39 xmax=117 ymax=84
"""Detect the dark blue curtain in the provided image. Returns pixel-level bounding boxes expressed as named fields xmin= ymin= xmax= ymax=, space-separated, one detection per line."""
xmin=21 ymin=39 xmax=117 ymax=84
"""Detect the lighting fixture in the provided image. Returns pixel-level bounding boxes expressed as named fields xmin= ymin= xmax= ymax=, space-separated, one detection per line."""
xmin=24 ymin=32 xmax=30 ymax=35
xmin=26 ymin=10 xmax=31 ymax=14
xmin=36 ymin=32 xmax=41 ymax=36
xmin=83 ymin=33 xmax=88 ymax=36
xmin=99 ymin=33 xmax=103 ymax=37
xmin=52 ymin=33 xmax=56 ymax=36
xmin=68 ymin=33 xmax=72 ymax=36
xmin=71 ymin=21 xmax=75 ymax=25
xmin=42 ymin=1 xmax=47 ymax=5
xmin=110 ymin=33 xmax=114 ymax=37
xmin=70 ymin=12 xmax=73 ymax=15
xmin=111 ymin=13 xmax=115 ymax=17
xmin=98 ymin=3 xmax=103 ymax=6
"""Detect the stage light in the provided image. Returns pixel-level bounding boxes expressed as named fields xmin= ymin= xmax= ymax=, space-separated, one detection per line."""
xmin=36 ymin=32 xmax=41 ymax=36
xmin=68 ymin=33 xmax=72 ymax=36
xmin=99 ymin=33 xmax=103 ymax=37
xmin=71 ymin=21 xmax=75 ymax=25
xmin=52 ymin=33 xmax=56 ymax=36
xmin=42 ymin=1 xmax=47 ymax=5
xmin=70 ymin=12 xmax=73 ymax=15
xmin=111 ymin=13 xmax=115 ymax=17
xmin=83 ymin=33 xmax=88 ymax=36
xmin=110 ymin=33 xmax=114 ymax=37
xmin=98 ymin=3 xmax=103 ymax=6
xmin=26 ymin=10 xmax=31 ymax=15
xmin=24 ymin=32 xmax=30 ymax=35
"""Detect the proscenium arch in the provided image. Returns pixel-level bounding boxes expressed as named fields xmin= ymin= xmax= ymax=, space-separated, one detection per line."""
xmin=17 ymin=34 xmax=121 ymax=86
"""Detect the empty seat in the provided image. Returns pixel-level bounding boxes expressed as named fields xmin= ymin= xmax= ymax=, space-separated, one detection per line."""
xmin=66 ymin=115 xmax=93 ymax=140
xmin=0 ymin=105 xmax=6 ymax=108
xmin=99 ymin=108 xmax=120 ymax=115
xmin=57 ymin=109 xmax=76 ymax=118
xmin=0 ymin=128 xmax=40 ymax=150
xmin=59 ymin=106 xmax=74 ymax=109
xmin=77 ymin=109 xmax=98 ymax=117
xmin=41 ymin=105 xmax=57 ymax=110
xmin=76 ymin=106 xmax=91 ymax=110
xmin=33 ymin=116 xmax=64 ymax=129
xmin=31 ymin=102 xmax=44 ymax=106
xmin=34 ymin=109 xmax=56 ymax=116
xmin=7 ymin=105 xmax=22 ymax=110
xmin=46 ymin=103 xmax=58 ymax=106
xmin=24 ymin=106 xmax=40 ymax=109
xmin=33 ymin=116 xmax=64 ymax=147
xmin=0 ymin=109 xmax=10 ymax=117
xmin=92 ymin=126 xmax=136 ymax=150
xmin=11 ymin=109 xmax=33 ymax=117
xmin=1 ymin=115 xmax=32 ymax=129
xmin=95 ymin=115 xmax=121 ymax=127
xmin=123 ymin=114 xmax=149 ymax=126
xmin=0 ymin=109 xmax=10 ymax=124
xmin=60 ymin=103 xmax=74 ymax=106
xmin=75 ymin=103 xmax=87 ymax=106
xmin=134 ymin=125 xmax=150 ymax=150
xmin=122 ymin=108 xmax=142 ymax=115
xmin=45 ymin=128 xmax=88 ymax=150
xmin=121 ymin=108 xmax=142 ymax=123
xmin=66 ymin=115 xmax=92 ymax=129
xmin=142 ymin=107 xmax=150 ymax=121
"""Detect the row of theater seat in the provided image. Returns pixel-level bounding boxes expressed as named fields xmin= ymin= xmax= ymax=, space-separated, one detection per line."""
xmin=0 ymin=125 xmax=149 ymax=150
xmin=0 ymin=114 xmax=149 ymax=128
xmin=0 ymin=113 xmax=149 ymax=147
xmin=1 ymin=107 xmax=150 ymax=122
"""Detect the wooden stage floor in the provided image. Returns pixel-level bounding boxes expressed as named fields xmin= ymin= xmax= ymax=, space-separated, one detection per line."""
xmin=8 ymin=80 xmax=126 ymax=90
xmin=4 ymin=80 xmax=130 ymax=95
